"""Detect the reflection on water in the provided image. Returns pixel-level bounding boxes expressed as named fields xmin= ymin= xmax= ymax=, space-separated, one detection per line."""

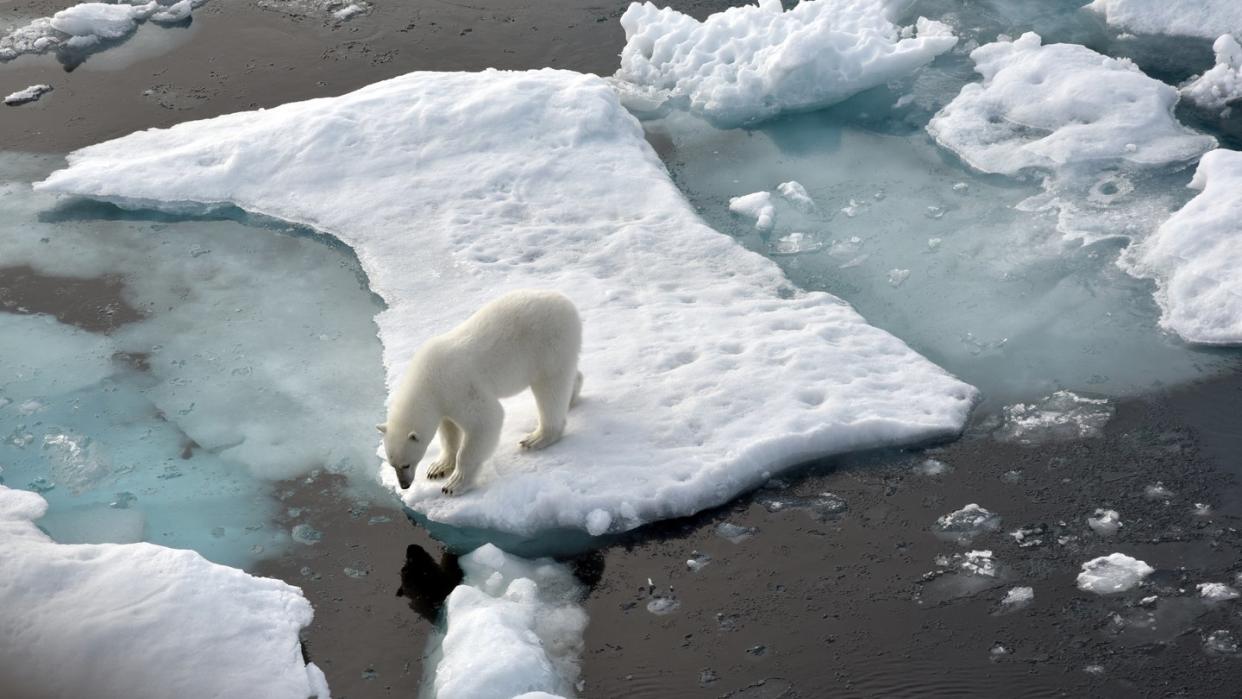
xmin=398 ymin=544 xmax=462 ymax=622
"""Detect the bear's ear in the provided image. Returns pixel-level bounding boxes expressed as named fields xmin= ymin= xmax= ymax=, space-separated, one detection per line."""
xmin=376 ymin=423 xmax=387 ymax=434
xmin=408 ymin=432 xmax=419 ymax=442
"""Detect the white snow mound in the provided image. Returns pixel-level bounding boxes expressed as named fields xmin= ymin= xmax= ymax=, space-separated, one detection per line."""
xmin=928 ymin=32 xmax=1214 ymax=178
xmin=729 ymin=190 xmax=776 ymax=231
xmin=0 ymin=486 xmax=329 ymax=699
xmin=432 ymin=544 xmax=584 ymax=699
xmin=1076 ymin=552 xmax=1154 ymax=594
xmin=1086 ymin=0 xmax=1242 ymax=40
xmin=1182 ymin=35 xmax=1242 ymax=111
xmin=615 ymin=0 xmax=957 ymax=125
xmin=1122 ymin=149 xmax=1242 ymax=344
xmin=36 ymin=69 xmax=976 ymax=537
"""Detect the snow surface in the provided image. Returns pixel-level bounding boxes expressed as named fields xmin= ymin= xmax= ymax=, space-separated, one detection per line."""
xmin=37 ymin=69 xmax=976 ymax=537
xmin=928 ymin=32 xmax=1215 ymax=244
xmin=0 ymin=485 xmax=329 ymax=699
xmin=1123 ymin=149 xmax=1242 ymax=344
xmin=1086 ymin=0 xmax=1242 ymax=40
xmin=615 ymin=0 xmax=956 ymax=126
xmin=430 ymin=544 xmax=583 ymax=699
xmin=1182 ymin=35 xmax=1242 ymax=111
xmin=1076 ymin=552 xmax=1154 ymax=594
xmin=3 ymin=83 xmax=51 ymax=105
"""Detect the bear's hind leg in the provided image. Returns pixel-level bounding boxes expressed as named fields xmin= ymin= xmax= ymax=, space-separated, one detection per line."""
xmin=425 ymin=419 xmax=461 ymax=480
xmin=521 ymin=368 xmax=577 ymax=450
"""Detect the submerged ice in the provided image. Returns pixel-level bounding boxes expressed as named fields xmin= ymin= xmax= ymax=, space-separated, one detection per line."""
xmin=37 ymin=69 xmax=976 ymax=537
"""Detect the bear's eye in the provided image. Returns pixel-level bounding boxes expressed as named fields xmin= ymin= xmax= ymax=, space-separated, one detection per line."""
xmin=408 ymin=432 xmax=419 ymax=442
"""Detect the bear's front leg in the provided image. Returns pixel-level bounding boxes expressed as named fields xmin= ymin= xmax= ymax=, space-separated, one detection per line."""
xmin=442 ymin=400 xmax=503 ymax=496
xmin=425 ymin=419 xmax=461 ymax=480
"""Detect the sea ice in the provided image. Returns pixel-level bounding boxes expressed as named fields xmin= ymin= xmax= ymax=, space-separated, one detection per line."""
xmin=1121 ymin=149 xmax=1242 ymax=344
xmin=1197 ymin=582 xmax=1240 ymax=601
xmin=0 ymin=1 xmax=207 ymax=63
xmin=38 ymin=69 xmax=976 ymax=537
xmin=1076 ymin=552 xmax=1154 ymax=594
xmin=0 ymin=486 xmax=329 ymax=699
xmin=777 ymin=181 xmax=815 ymax=212
xmin=927 ymin=32 xmax=1215 ymax=242
xmin=993 ymin=391 xmax=1113 ymax=444
xmin=729 ymin=190 xmax=776 ymax=231
xmin=429 ymin=544 xmax=584 ymax=699
xmin=615 ymin=0 xmax=956 ymax=125
xmin=1086 ymin=0 xmax=1242 ymax=40
xmin=4 ymin=84 xmax=52 ymax=106
xmin=1181 ymin=35 xmax=1242 ymax=112
xmin=935 ymin=503 xmax=1001 ymax=543
xmin=1001 ymin=585 xmax=1034 ymax=606
xmin=1087 ymin=508 xmax=1122 ymax=536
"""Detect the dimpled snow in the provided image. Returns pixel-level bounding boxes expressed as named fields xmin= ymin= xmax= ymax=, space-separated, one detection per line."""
xmin=1122 ymin=149 xmax=1242 ymax=344
xmin=0 ymin=486 xmax=329 ymax=699
xmin=615 ymin=0 xmax=957 ymax=126
xmin=928 ymin=33 xmax=1214 ymax=243
xmin=1086 ymin=0 xmax=1242 ymax=40
xmin=37 ymin=69 xmax=976 ymax=537
xmin=429 ymin=544 xmax=584 ymax=699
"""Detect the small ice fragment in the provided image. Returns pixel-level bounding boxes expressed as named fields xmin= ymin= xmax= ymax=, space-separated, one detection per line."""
xmin=1087 ymin=509 xmax=1121 ymax=536
xmin=1001 ymin=586 xmax=1033 ymax=607
xmin=840 ymin=199 xmax=863 ymax=218
xmin=989 ymin=642 xmax=1008 ymax=658
xmin=699 ymin=669 xmax=719 ymax=686
xmin=1192 ymin=503 xmax=1212 ymax=516
xmin=777 ymin=181 xmax=815 ymax=211
xmin=291 ymin=523 xmax=322 ymax=545
xmin=1197 ymin=582 xmax=1240 ymax=601
xmin=887 ymin=268 xmax=911 ymax=287
xmin=333 ymin=4 xmax=367 ymax=21
xmin=746 ymin=644 xmax=767 ymax=656
xmin=894 ymin=94 xmax=915 ymax=109
xmin=914 ymin=458 xmax=950 ymax=476
xmin=925 ymin=205 xmax=945 ymax=219
xmin=715 ymin=522 xmax=756 ymax=543
xmin=4 ymin=84 xmax=52 ymax=106
xmin=646 ymin=596 xmax=680 ymax=615
xmin=728 ymin=191 xmax=775 ymax=231
xmin=935 ymin=503 xmax=1001 ymax=543
xmin=994 ymin=391 xmax=1113 ymax=444
xmin=367 ymin=515 xmax=391 ymax=525
xmin=1084 ymin=664 xmax=1106 ymax=675
xmin=1076 ymin=553 xmax=1153 ymax=594
xmin=343 ymin=566 xmax=369 ymax=579
xmin=926 ymin=237 xmax=943 ymax=251
xmin=960 ymin=550 xmax=998 ymax=577
xmin=952 ymin=182 xmax=968 ymax=193
xmin=771 ymin=232 xmax=823 ymax=256
xmin=1144 ymin=482 xmax=1174 ymax=500
xmin=1205 ymin=630 xmax=1239 ymax=655
xmin=586 ymin=508 xmax=612 ymax=536
xmin=1138 ymin=595 xmax=1158 ymax=607
xmin=686 ymin=551 xmax=712 ymax=572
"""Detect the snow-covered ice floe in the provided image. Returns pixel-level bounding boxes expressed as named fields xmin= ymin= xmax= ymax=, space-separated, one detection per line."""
xmin=3 ymin=83 xmax=51 ymax=105
xmin=1076 ymin=552 xmax=1154 ymax=594
xmin=1122 ymin=149 xmax=1242 ymax=344
xmin=614 ymin=0 xmax=956 ymax=126
xmin=1197 ymin=582 xmax=1240 ymax=601
xmin=1181 ymin=35 xmax=1242 ymax=112
xmin=0 ymin=485 xmax=329 ymax=699
xmin=428 ymin=544 xmax=584 ymax=699
xmin=0 ymin=1 xmax=207 ymax=63
xmin=37 ymin=69 xmax=976 ymax=537
xmin=927 ymin=32 xmax=1215 ymax=243
xmin=1085 ymin=0 xmax=1242 ymax=40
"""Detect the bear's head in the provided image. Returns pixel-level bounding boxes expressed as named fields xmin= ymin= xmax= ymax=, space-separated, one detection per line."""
xmin=377 ymin=421 xmax=431 ymax=489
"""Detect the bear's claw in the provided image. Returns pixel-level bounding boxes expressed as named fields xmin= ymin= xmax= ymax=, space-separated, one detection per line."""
xmin=520 ymin=428 xmax=562 ymax=451
xmin=426 ymin=459 xmax=454 ymax=480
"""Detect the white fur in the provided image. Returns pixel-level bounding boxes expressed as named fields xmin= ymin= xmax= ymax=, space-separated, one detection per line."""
xmin=379 ymin=290 xmax=583 ymax=495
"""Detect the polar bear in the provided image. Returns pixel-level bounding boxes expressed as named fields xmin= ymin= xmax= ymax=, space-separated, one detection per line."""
xmin=378 ymin=290 xmax=583 ymax=495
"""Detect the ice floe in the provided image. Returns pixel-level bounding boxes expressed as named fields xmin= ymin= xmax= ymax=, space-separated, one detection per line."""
xmin=1087 ymin=508 xmax=1122 ymax=536
xmin=1121 ymin=149 xmax=1242 ymax=344
xmin=0 ymin=485 xmax=328 ymax=699
xmin=429 ymin=544 xmax=584 ymax=699
xmin=927 ymin=32 xmax=1215 ymax=242
xmin=729 ymin=190 xmax=776 ymax=231
xmin=0 ymin=1 xmax=207 ymax=63
xmin=1001 ymin=585 xmax=1034 ymax=607
xmin=4 ymin=83 xmax=52 ymax=106
xmin=993 ymin=391 xmax=1113 ymax=444
xmin=1086 ymin=0 xmax=1242 ymax=40
xmin=934 ymin=503 xmax=1000 ymax=544
xmin=1181 ymin=35 xmax=1242 ymax=112
xmin=38 ymin=69 xmax=976 ymax=537
xmin=1076 ymin=552 xmax=1154 ymax=594
xmin=615 ymin=0 xmax=956 ymax=126
xmin=1197 ymin=582 xmax=1240 ymax=601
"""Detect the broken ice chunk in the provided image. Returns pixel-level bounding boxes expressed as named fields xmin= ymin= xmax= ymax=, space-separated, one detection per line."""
xmin=934 ymin=503 xmax=1001 ymax=544
xmin=1087 ymin=509 xmax=1121 ymax=536
xmin=728 ymin=191 xmax=775 ymax=231
xmin=1197 ymin=582 xmax=1240 ymax=601
xmin=1076 ymin=553 xmax=1153 ymax=594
